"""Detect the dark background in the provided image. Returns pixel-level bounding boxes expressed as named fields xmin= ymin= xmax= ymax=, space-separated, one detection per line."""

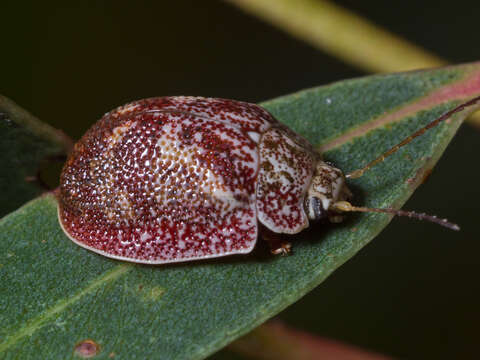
xmin=2 ymin=1 xmax=479 ymax=359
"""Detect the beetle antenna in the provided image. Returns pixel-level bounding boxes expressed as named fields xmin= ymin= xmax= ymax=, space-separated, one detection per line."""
xmin=332 ymin=201 xmax=459 ymax=230
xmin=346 ymin=95 xmax=480 ymax=179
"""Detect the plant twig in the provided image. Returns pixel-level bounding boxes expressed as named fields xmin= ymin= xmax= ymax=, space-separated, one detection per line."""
xmin=226 ymin=0 xmax=445 ymax=72
xmin=228 ymin=321 xmax=392 ymax=360
xmin=225 ymin=0 xmax=480 ymax=126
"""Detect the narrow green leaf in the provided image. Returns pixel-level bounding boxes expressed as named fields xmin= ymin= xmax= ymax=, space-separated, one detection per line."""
xmin=0 ymin=96 xmax=72 ymax=217
xmin=1 ymin=62 xmax=479 ymax=359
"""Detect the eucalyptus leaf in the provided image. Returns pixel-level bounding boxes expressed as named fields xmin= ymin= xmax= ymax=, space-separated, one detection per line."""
xmin=1 ymin=62 xmax=480 ymax=359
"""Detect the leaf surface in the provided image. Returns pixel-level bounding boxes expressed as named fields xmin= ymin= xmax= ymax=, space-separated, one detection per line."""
xmin=0 ymin=96 xmax=71 ymax=217
xmin=1 ymin=63 xmax=480 ymax=359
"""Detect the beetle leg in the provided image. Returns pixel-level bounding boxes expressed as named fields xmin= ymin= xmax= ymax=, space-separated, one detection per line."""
xmin=271 ymin=242 xmax=292 ymax=256
xmin=260 ymin=225 xmax=292 ymax=256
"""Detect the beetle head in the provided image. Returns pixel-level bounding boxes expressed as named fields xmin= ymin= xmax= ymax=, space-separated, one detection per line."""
xmin=305 ymin=161 xmax=351 ymax=223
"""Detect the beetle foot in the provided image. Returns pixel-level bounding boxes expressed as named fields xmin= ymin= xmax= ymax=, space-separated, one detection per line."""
xmin=260 ymin=224 xmax=292 ymax=256
xmin=270 ymin=242 xmax=292 ymax=256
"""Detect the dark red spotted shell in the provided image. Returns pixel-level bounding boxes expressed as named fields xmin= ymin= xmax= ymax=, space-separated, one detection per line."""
xmin=58 ymin=96 xmax=346 ymax=264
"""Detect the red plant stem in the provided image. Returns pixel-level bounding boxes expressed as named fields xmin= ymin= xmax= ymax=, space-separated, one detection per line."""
xmin=228 ymin=321 xmax=392 ymax=360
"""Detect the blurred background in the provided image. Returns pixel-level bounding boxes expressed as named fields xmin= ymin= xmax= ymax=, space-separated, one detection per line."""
xmin=1 ymin=1 xmax=479 ymax=358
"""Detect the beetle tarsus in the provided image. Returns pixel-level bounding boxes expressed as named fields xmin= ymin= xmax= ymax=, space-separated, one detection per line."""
xmin=270 ymin=242 xmax=292 ymax=256
xmin=260 ymin=225 xmax=292 ymax=256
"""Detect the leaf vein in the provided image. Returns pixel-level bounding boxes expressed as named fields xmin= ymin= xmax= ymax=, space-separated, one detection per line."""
xmin=0 ymin=264 xmax=132 ymax=354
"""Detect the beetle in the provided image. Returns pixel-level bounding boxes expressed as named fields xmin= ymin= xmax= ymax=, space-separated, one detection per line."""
xmin=57 ymin=95 xmax=480 ymax=264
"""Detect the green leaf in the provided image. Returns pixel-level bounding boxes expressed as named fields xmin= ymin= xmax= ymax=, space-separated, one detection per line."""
xmin=0 ymin=96 xmax=72 ymax=217
xmin=1 ymin=62 xmax=480 ymax=359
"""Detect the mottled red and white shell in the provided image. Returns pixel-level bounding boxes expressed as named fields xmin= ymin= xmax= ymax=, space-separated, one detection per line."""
xmin=58 ymin=97 xmax=349 ymax=264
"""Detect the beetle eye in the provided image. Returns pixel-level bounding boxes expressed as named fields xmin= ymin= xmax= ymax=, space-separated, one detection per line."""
xmin=306 ymin=197 xmax=326 ymax=221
